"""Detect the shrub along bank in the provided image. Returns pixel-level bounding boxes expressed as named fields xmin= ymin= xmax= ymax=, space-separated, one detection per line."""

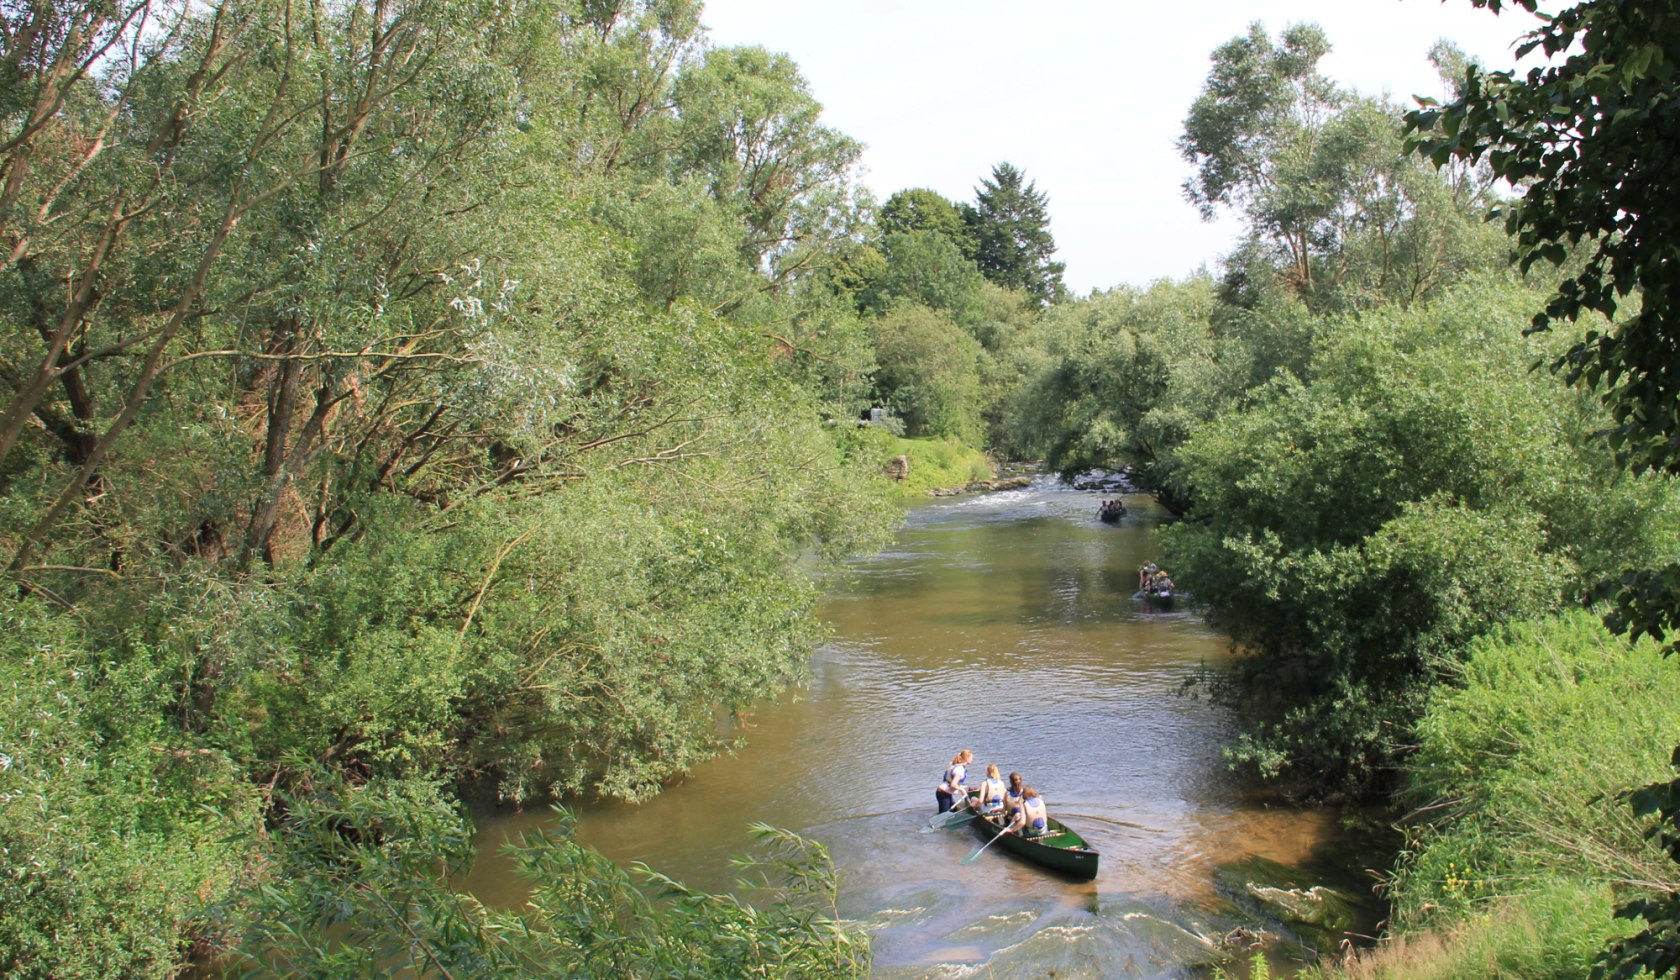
xmin=1314 ymin=612 xmax=1680 ymax=977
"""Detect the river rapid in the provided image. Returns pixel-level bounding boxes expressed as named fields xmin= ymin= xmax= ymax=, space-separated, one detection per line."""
xmin=467 ymin=478 xmax=1381 ymax=977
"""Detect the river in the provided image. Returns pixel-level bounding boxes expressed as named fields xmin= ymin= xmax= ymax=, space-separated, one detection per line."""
xmin=466 ymin=478 xmax=1380 ymax=976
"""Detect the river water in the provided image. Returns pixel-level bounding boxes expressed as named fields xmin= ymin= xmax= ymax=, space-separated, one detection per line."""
xmin=467 ymin=479 xmax=1376 ymax=976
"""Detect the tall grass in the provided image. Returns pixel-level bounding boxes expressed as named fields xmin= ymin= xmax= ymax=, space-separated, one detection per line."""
xmin=1394 ymin=611 xmax=1680 ymax=927
xmin=1317 ymin=879 xmax=1629 ymax=979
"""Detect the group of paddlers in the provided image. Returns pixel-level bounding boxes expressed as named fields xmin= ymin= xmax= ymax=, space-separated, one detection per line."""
xmin=1137 ymin=561 xmax=1174 ymax=595
xmin=1096 ymin=498 xmax=1125 ymax=521
xmin=935 ymin=749 xmax=1050 ymax=837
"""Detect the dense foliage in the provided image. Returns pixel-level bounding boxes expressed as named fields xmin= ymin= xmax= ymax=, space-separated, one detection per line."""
xmin=215 ymin=787 xmax=866 ymax=977
xmin=8 ymin=0 xmax=1680 ymax=973
xmin=0 ymin=0 xmax=927 ymax=972
xmin=1309 ymin=613 xmax=1671 ymax=976
xmin=1162 ymin=285 xmax=1679 ymax=793
xmin=1010 ymin=277 xmax=1225 ymax=508
xmin=1407 ymin=2 xmax=1680 ymax=973
xmin=1181 ymin=25 xmax=1507 ymax=312
xmin=1019 ymin=17 xmax=1680 ymax=824
xmin=1397 ymin=614 xmax=1680 ymax=923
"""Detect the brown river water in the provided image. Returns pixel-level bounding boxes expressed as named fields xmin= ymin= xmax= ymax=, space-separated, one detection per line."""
xmin=466 ymin=478 xmax=1381 ymax=977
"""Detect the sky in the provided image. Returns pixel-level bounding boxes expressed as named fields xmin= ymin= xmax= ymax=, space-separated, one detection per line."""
xmin=697 ymin=0 xmax=1549 ymax=295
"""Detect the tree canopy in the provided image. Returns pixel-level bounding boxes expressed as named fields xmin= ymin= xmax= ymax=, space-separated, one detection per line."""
xmin=879 ymin=188 xmax=976 ymax=257
xmin=0 ymin=2 xmax=893 ymax=973
xmin=1183 ymin=23 xmax=1505 ymax=311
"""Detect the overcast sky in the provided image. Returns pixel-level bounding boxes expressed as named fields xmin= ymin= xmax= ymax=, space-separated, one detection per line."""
xmin=697 ymin=0 xmax=1548 ymax=295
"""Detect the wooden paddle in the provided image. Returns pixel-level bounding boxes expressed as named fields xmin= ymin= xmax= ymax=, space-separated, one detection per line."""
xmin=960 ymin=823 xmax=1011 ymax=864
xmin=919 ymin=797 xmax=975 ymax=833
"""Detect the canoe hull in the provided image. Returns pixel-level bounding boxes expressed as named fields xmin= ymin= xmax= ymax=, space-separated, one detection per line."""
xmin=964 ymin=794 xmax=1100 ymax=879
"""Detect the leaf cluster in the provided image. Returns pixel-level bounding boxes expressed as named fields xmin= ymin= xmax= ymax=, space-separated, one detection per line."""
xmin=216 ymin=782 xmax=868 ymax=978
xmin=0 ymin=0 xmax=898 ymax=970
xmin=1163 ymin=285 xmax=1680 ymax=795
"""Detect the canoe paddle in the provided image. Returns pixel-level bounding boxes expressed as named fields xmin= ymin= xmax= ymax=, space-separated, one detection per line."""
xmin=961 ymin=824 xmax=1010 ymax=864
xmin=919 ymin=799 xmax=975 ymax=833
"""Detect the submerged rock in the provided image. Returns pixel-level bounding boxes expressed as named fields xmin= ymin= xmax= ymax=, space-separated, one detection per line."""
xmin=1214 ymin=855 xmax=1367 ymax=955
xmin=967 ymin=476 xmax=1032 ymax=492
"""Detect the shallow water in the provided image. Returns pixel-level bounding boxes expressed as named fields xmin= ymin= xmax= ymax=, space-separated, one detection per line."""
xmin=466 ymin=478 xmax=1372 ymax=976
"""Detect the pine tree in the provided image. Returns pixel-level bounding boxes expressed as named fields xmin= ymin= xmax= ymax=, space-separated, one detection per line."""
xmin=964 ymin=162 xmax=1067 ymax=305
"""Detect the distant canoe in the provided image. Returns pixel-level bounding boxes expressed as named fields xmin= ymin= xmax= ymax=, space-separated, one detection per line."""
xmin=964 ymin=792 xmax=1099 ymax=879
xmin=1097 ymin=504 xmax=1125 ymax=523
xmin=1134 ymin=588 xmax=1175 ymax=608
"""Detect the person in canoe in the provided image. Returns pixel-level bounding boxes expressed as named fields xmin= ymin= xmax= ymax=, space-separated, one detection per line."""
xmin=975 ymin=764 xmax=1007 ymax=814
xmin=936 ymin=749 xmax=974 ymax=814
xmin=1004 ymin=771 xmax=1026 ymax=824
xmin=1138 ymin=562 xmax=1158 ymax=592
xmin=1009 ymin=786 xmax=1049 ymax=838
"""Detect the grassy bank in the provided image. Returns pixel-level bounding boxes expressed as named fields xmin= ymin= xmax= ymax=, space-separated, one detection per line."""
xmin=841 ymin=427 xmax=994 ymax=499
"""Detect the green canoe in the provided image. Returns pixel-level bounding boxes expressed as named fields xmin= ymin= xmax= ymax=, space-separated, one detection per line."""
xmin=964 ymin=791 xmax=1100 ymax=879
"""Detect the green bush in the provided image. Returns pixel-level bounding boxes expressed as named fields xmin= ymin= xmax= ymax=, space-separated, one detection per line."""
xmin=1163 ymin=284 xmax=1680 ymax=795
xmin=218 ymin=779 xmax=869 ymax=978
xmin=868 ymin=302 xmax=985 ymax=444
xmin=1313 ymin=613 xmax=1680 ymax=979
xmin=0 ymin=601 xmax=259 ymax=979
xmin=1392 ymin=612 xmax=1680 ymax=929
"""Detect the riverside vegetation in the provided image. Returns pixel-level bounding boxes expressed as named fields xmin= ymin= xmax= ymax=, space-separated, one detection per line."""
xmin=4 ymin=0 xmax=1680 ymax=977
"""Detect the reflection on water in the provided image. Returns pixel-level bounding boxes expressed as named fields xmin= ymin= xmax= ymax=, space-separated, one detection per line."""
xmin=467 ymin=479 xmax=1361 ymax=976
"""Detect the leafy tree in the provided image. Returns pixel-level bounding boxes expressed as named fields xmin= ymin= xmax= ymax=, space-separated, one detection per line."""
xmin=869 ymin=303 xmax=984 ymax=444
xmin=1163 ymin=284 xmax=1680 ymax=795
xmin=1183 ymin=24 xmax=1504 ymax=311
xmin=878 ymin=188 xmax=975 ymax=257
xmin=1180 ymin=22 xmax=1341 ymax=295
xmin=1407 ymin=1 xmax=1680 ymax=480
xmin=1012 ymin=277 xmax=1227 ymax=509
xmin=0 ymin=0 xmax=897 ymax=969
xmin=739 ymin=283 xmax=880 ymax=419
xmin=596 ymin=180 xmax=750 ymax=310
xmin=862 ymin=230 xmax=988 ymax=325
xmin=1407 ymin=2 xmax=1680 ymax=972
xmin=538 ymin=0 xmax=705 ymax=176
xmin=967 ymin=282 xmax=1042 ymax=453
xmin=670 ymin=45 xmax=863 ymax=276
xmin=964 ymin=162 xmax=1067 ymax=306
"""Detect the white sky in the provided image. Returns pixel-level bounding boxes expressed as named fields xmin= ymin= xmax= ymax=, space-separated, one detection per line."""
xmin=698 ymin=0 xmax=1548 ymax=295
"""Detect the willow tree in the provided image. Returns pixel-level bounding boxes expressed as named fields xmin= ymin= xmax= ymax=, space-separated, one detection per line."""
xmin=0 ymin=1 xmax=894 ymax=972
xmin=1182 ymin=23 xmax=1503 ymax=311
